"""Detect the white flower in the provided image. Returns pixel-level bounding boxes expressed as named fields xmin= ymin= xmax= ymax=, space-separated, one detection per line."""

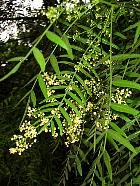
xmin=9 ymin=148 xmax=17 ymax=154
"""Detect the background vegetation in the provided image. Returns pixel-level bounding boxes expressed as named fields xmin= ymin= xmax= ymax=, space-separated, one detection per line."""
xmin=0 ymin=0 xmax=140 ymax=185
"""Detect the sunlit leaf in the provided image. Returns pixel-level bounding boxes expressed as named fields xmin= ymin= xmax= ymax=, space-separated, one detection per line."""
xmin=111 ymin=103 xmax=139 ymax=115
xmin=46 ymin=31 xmax=69 ymax=50
xmin=112 ymin=54 xmax=140 ymax=61
xmin=33 ymin=47 xmax=46 ymax=72
xmin=113 ymin=80 xmax=140 ymax=91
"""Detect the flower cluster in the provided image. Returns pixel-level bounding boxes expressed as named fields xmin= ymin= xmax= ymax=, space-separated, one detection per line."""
xmin=63 ymin=111 xmax=84 ymax=147
xmin=43 ymin=6 xmax=61 ymax=23
xmin=9 ymin=121 xmax=37 ymax=155
xmin=112 ymin=88 xmax=132 ymax=104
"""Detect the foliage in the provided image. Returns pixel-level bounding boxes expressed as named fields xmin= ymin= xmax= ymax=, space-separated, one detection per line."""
xmin=0 ymin=0 xmax=140 ymax=185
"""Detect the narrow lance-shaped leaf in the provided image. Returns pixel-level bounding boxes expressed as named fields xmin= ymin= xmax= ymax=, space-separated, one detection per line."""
xmin=126 ymin=72 xmax=140 ymax=78
xmin=111 ymin=103 xmax=139 ymax=116
xmin=30 ymin=90 xmax=36 ymax=107
xmin=8 ymin=56 xmax=25 ymax=62
xmin=107 ymin=133 xmax=120 ymax=151
xmin=108 ymin=129 xmax=136 ymax=153
xmin=51 ymin=120 xmax=55 ymax=136
xmin=76 ymin=157 xmax=82 ymax=176
xmin=59 ymin=106 xmax=72 ymax=126
xmin=113 ymin=80 xmax=140 ymax=91
xmin=103 ymin=150 xmax=112 ymax=181
xmin=123 ymin=21 xmax=140 ymax=32
xmin=72 ymin=84 xmax=86 ymax=106
xmin=67 ymin=91 xmax=85 ymax=108
xmin=38 ymin=74 xmax=48 ymax=100
xmin=110 ymin=122 xmax=127 ymax=138
xmin=33 ymin=47 xmax=46 ymax=72
xmin=50 ymin=54 xmax=60 ymax=75
xmin=0 ymin=61 xmax=22 ymax=82
xmin=114 ymin=32 xmax=127 ymax=39
xmin=62 ymin=34 xmax=74 ymax=60
xmin=133 ymin=21 xmax=140 ymax=45
xmin=54 ymin=115 xmax=63 ymax=136
xmin=75 ymin=74 xmax=92 ymax=95
xmin=64 ymin=98 xmax=81 ymax=117
xmin=46 ymin=31 xmax=69 ymax=50
xmin=112 ymin=54 xmax=140 ymax=61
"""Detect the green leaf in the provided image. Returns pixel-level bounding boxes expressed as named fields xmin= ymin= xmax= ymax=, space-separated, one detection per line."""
xmin=123 ymin=21 xmax=140 ymax=32
xmin=133 ymin=175 xmax=140 ymax=185
xmin=46 ymin=31 xmax=69 ymax=50
xmin=58 ymin=61 xmax=74 ymax=66
xmin=48 ymin=85 xmax=67 ymax=90
xmin=54 ymin=115 xmax=63 ymax=136
xmin=96 ymin=159 xmax=103 ymax=177
xmin=72 ymin=84 xmax=86 ymax=105
xmin=133 ymin=21 xmax=140 ymax=45
xmin=8 ymin=56 xmax=25 ymax=62
xmin=108 ymin=129 xmax=136 ymax=153
xmin=114 ymin=32 xmax=127 ymax=39
xmin=107 ymin=133 xmax=119 ymax=151
xmin=39 ymin=94 xmax=65 ymax=104
xmin=110 ymin=122 xmax=127 ymax=138
xmin=30 ymin=90 xmax=36 ymax=107
xmin=37 ymin=108 xmax=54 ymax=113
xmin=113 ymin=80 xmax=140 ymax=91
xmin=83 ymin=131 xmax=106 ymax=161
xmin=38 ymin=74 xmax=48 ymax=100
xmin=39 ymin=102 xmax=59 ymax=109
xmin=111 ymin=103 xmax=139 ymax=115
xmin=38 ymin=123 xmax=49 ymax=134
xmin=64 ymin=98 xmax=81 ymax=117
xmin=71 ymin=45 xmax=84 ymax=52
xmin=0 ymin=61 xmax=22 ymax=82
xmin=51 ymin=120 xmax=55 ymax=136
xmin=103 ymin=150 xmax=112 ymax=181
xmin=112 ymin=54 xmax=140 ymax=61
xmin=125 ymin=72 xmax=140 ymax=78
xmin=75 ymin=74 xmax=92 ymax=95
xmin=129 ymin=147 xmax=140 ymax=161
xmin=62 ymin=34 xmax=74 ymax=60
xmin=76 ymin=157 xmax=82 ymax=176
xmin=59 ymin=106 xmax=72 ymax=126
xmin=46 ymin=94 xmax=65 ymax=101
xmin=67 ymin=91 xmax=85 ymax=108
xmin=80 ymin=68 xmax=93 ymax=79
xmin=83 ymin=60 xmax=99 ymax=79
xmin=50 ymin=54 xmax=60 ymax=75
xmin=33 ymin=47 xmax=46 ymax=72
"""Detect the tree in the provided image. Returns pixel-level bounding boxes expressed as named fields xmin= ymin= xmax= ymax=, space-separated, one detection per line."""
xmin=0 ymin=0 xmax=140 ymax=185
